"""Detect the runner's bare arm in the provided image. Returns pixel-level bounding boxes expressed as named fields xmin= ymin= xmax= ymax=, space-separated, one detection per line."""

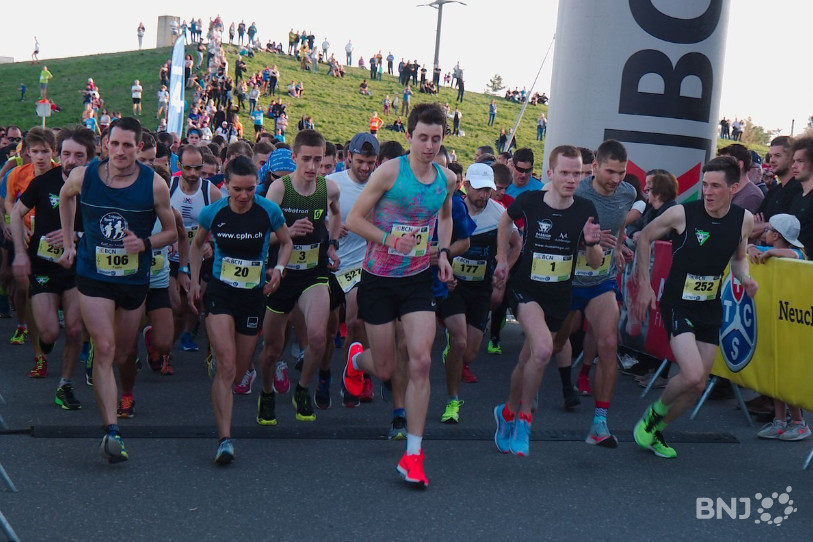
xmin=208 ymin=181 xmax=222 ymax=202
xmin=9 ymin=199 xmax=32 ymax=256
xmin=633 ymin=205 xmax=686 ymax=319
xmin=58 ymin=165 xmax=86 ymax=256
xmin=731 ymin=210 xmax=758 ymax=297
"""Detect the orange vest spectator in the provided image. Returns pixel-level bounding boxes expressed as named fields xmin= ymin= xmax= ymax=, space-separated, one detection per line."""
xmin=369 ymin=114 xmax=383 ymax=134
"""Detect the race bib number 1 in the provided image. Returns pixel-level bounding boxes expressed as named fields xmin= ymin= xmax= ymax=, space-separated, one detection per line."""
xmin=531 ymin=253 xmax=573 ymax=283
xmin=95 ymin=247 xmax=138 ymax=277
xmin=36 ymin=236 xmax=64 ymax=263
xmin=388 ymin=224 xmax=430 ymax=257
xmin=220 ymin=256 xmax=262 ymax=289
xmin=681 ymin=273 xmax=721 ymax=301
xmin=575 ymin=249 xmax=613 ymax=277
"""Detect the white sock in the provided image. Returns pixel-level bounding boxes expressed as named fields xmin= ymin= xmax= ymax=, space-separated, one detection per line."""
xmin=351 ymin=352 xmax=361 ymax=371
xmin=406 ymin=433 xmax=422 ymax=455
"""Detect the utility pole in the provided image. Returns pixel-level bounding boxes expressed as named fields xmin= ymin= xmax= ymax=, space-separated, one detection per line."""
xmin=418 ymin=0 xmax=466 ymax=69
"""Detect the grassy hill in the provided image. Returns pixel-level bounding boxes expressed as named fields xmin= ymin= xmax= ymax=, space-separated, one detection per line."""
xmin=0 ymin=45 xmax=766 ymax=166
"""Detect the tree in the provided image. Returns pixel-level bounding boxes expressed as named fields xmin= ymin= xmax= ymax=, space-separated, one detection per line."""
xmin=487 ymin=74 xmax=506 ymax=94
xmin=741 ymin=117 xmax=773 ymax=147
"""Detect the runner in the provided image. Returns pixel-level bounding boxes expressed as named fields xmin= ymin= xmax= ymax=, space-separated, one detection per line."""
xmin=10 ymin=126 xmax=94 ymax=409
xmin=437 ymin=163 xmax=520 ymax=423
xmin=58 ymin=117 xmax=177 ymax=463
xmin=320 ymin=133 xmax=379 ymax=410
xmin=493 ymin=145 xmax=602 ymax=457
xmin=257 ymin=129 xmax=341 ymax=424
xmin=343 ymin=103 xmax=457 ymax=487
xmin=558 ymin=140 xmax=636 ymax=446
xmin=188 ymin=155 xmax=291 ymax=464
xmin=632 ymin=156 xmax=757 ymax=458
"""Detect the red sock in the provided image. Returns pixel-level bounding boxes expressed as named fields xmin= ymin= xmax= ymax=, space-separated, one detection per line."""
xmin=595 ymin=401 xmax=610 ymax=410
xmin=502 ymin=404 xmax=515 ymax=422
xmin=518 ymin=411 xmax=533 ymax=423
xmin=580 ymin=364 xmax=591 ymax=377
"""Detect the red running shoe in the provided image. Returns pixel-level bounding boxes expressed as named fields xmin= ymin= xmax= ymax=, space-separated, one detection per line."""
xmin=397 ymin=450 xmax=428 ymax=488
xmin=461 ymin=363 xmax=478 ymax=383
xmin=360 ymin=375 xmax=374 ymax=402
xmin=343 ymin=342 xmax=364 ymax=396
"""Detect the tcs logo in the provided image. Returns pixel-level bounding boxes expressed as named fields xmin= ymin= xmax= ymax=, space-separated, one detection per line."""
xmin=719 ymin=273 xmax=757 ymax=372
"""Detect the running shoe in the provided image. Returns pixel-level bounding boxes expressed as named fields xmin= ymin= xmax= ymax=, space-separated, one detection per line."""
xmin=314 ymin=374 xmax=332 ymax=410
xmin=143 ymin=326 xmax=161 ymax=371
xmin=83 ymin=340 xmax=94 ymax=386
xmin=577 ymin=374 xmax=592 ymax=396
xmin=563 ymin=386 xmax=581 ymax=410
xmin=510 ymin=416 xmax=531 ymax=456
xmin=28 ymin=355 xmax=47 ymax=378
xmin=779 ymin=420 xmax=811 ymax=441
xmin=293 ymin=386 xmax=316 ymax=421
xmin=650 ymin=431 xmax=677 ymax=458
xmin=333 ymin=328 xmax=344 ymax=349
xmin=585 ymin=418 xmax=618 ymax=448
xmin=272 ymin=361 xmax=290 ymax=394
xmin=55 ymin=384 xmax=81 ymax=410
xmin=461 ymin=363 xmax=478 ymax=383
xmin=159 ymin=355 xmax=174 ymax=376
xmin=215 ymin=438 xmax=235 ymax=465
xmin=342 ymin=342 xmax=365 ymax=396
xmin=633 ymin=405 xmax=665 ymax=452
xmin=294 ymin=349 xmax=305 ymax=372
xmin=233 ymin=369 xmax=257 ymax=395
xmin=179 ymin=331 xmax=199 ymax=352
xmin=493 ymin=404 xmax=514 ymax=454
xmin=99 ymin=431 xmax=129 ymax=464
xmin=360 ymin=375 xmax=374 ymax=402
xmin=9 ymin=326 xmax=27 ymax=345
xmin=340 ymin=384 xmax=360 ymax=408
xmin=256 ymin=392 xmax=277 ymax=426
xmin=441 ymin=399 xmax=464 ymax=424
xmin=396 ymin=450 xmax=428 ymax=488
xmin=441 ymin=329 xmax=450 ymax=365
xmin=487 ymin=338 xmax=502 ymax=355
xmin=757 ymin=418 xmax=787 ymax=439
xmin=389 ymin=416 xmax=407 ymax=440
xmin=134 ymin=356 xmax=142 ymax=372
xmin=205 ymin=345 xmax=217 ymax=379
xmin=117 ymin=396 xmax=135 ymax=419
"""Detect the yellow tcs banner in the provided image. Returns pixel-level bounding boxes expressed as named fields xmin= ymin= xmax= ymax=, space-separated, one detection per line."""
xmin=712 ymin=257 xmax=813 ymax=411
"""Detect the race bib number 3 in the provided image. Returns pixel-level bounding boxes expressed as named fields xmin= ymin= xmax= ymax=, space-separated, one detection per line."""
xmin=220 ymin=256 xmax=262 ymax=289
xmin=95 ymin=247 xmax=138 ymax=277
xmin=681 ymin=273 xmax=721 ymax=301
xmin=388 ymin=224 xmax=430 ymax=257
xmin=335 ymin=266 xmax=362 ymax=293
xmin=531 ymin=253 xmax=573 ymax=283
xmin=36 ymin=236 xmax=64 ymax=263
xmin=287 ymin=242 xmax=320 ymax=270
xmin=453 ymin=257 xmax=487 ymax=282
xmin=575 ymin=249 xmax=613 ymax=277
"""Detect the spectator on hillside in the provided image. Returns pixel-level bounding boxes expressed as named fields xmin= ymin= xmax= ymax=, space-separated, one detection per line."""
xmin=359 ymin=79 xmax=372 ymax=96
xmin=39 ymin=65 xmax=53 ymax=99
xmin=537 ymin=113 xmax=547 ymax=140
xmin=137 ymin=23 xmax=145 ymax=50
xmin=131 ymin=79 xmax=143 ymax=116
xmin=369 ymin=112 xmax=384 ymax=136
xmin=382 ymin=95 xmax=391 ymax=116
xmin=345 ymin=40 xmax=353 ymax=66
xmin=488 ymin=99 xmax=497 ymax=127
xmin=322 ymin=38 xmax=330 ymax=59
xmin=401 ymin=85 xmax=413 ymax=115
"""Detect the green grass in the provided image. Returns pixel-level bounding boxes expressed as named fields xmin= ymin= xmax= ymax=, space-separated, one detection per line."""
xmin=0 ymin=45 xmax=767 ymax=166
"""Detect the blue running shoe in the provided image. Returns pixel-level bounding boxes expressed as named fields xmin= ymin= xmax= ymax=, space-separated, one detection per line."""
xmin=180 ymin=331 xmax=199 ymax=352
xmin=99 ymin=431 xmax=129 ymax=463
xmin=215 ymin=439 xmax=235 ymax=465
xmin=493 ymin=404 xmax=514 ymax=454
xmin=510 ymin=417 xmax=531 ymax=457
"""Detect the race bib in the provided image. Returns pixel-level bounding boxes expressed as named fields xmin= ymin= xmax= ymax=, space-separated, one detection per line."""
xmin=452 ymin=257 xmax=487 ymax=282
xmin=531 ymin=253 xmax=573 ymax=283
xmin=287 ymin=242 xmax=320 ymax=270
xmin=220 ymin=256 xmax=262 ymax=289
xmin=575 ymin=249 xmax=613 ymax=277
xmin=388 ymin=224 xmax=430 ymax=257
xmin=36 ymin=236 xmax=63 ymax=263
xmin=150 ymin=250 xmax=165 ymax=275
xmin=95 ymin=247 xmax=138 ymax=277
xmin=185 ymin=225 xmax=199 ymax=243
xmin=335 ymin=265 xmax=362 ymax=293
xmin=681 ymin=273 xmax=721 ymax=301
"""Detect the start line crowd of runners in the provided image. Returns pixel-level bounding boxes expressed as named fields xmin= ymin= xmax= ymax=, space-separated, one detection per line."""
xmin=6 ymin=101 xmax=805 ymax=487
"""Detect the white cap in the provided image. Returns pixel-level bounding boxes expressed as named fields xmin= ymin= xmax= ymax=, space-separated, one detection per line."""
xmin=769 ymin=214 xmax=804 ymax=248
xmin=465 ymin=163 xmax=496 ymax=190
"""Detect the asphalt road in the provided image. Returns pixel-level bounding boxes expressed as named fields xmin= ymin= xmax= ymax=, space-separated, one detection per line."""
xmin=0 ymin=315 xmax=809 ymax=541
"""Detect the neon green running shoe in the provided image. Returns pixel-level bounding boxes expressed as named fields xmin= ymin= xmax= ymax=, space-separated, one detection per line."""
xmin=487 ymin=339 xmax=502 ymax=355
xmin=650 ymin=431 xmax=677 ymax=458
xmin=441 ymin=399 xmax=464 ymax=424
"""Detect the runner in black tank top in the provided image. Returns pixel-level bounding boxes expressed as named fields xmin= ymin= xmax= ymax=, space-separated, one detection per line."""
xmin=632 ymin=156 xmax=758 ymax=459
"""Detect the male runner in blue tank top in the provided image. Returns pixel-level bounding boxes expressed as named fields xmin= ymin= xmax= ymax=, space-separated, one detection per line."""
xmin=58 ymin=117 xmax=177 ymax=463
xmin=633 ymin=156 xmax=757 ymax=458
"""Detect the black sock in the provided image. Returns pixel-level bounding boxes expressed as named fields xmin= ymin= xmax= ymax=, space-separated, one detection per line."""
xmin=319 ymin=369 xmax=331 ymax=380
xmin=296 ymin=383 xmax=307 ymax=394
xmin=559 ymin=366 xmax=573 ymax=390
xmin=219 ymin=436 xmax=231 ymax=444
xmin=39 ymin=339 xmax=55 ymax=355
xmin=104 ymin=424 xmax=119 ymax=434
xmin=261 ymin=389 xmax=275 ymax=397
